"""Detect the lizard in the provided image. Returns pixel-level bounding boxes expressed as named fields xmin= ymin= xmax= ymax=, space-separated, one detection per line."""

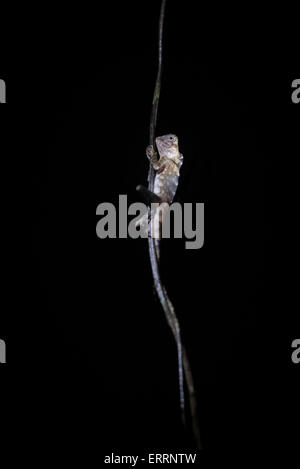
xmin=136 ymin=133 xmax=186 ymax=423
xmin=136 ymin=133 xmax=183 ymax=252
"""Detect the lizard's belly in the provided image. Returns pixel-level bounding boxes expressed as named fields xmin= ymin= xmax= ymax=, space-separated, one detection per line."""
xmin=154 ymin=169 xmax=180 ymax=203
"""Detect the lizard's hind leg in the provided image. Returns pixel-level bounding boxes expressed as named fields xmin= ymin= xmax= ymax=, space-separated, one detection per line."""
xmin=136 ymin=185 xmax=162 ymax=205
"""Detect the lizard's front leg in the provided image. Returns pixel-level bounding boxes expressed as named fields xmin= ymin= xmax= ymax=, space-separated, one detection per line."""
xmin=146 ymin=145 xmax=167 ymax=172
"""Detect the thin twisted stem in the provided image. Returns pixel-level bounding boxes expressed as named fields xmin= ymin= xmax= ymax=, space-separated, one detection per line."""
xmin=147 ymin=0 xmax=201 ymax=449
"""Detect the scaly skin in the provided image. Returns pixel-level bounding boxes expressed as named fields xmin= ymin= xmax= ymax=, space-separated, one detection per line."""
xmin=147 ymin=133 xmax=183 ymax=204
xmin=136 ymin=134 xmax=183 ymax=243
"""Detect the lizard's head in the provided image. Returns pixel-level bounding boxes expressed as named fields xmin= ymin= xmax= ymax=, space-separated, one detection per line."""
xmin=155 ymin=134 xmax=179 ymax=159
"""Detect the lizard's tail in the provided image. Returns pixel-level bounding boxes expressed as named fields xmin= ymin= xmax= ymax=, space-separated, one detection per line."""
xmin=136 ymin=209 xmax=163 ymax=244
xmin=148 ymin=236 xmax=185 ymax=425
xmin=154 ymin=238 xmax=160 ymax=261
xmin=135 ymin=212 xmax=148 ymax=231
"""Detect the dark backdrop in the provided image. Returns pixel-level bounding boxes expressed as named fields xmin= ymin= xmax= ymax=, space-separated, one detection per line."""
xmin=1 ymin=0 xmax=299 ymax=462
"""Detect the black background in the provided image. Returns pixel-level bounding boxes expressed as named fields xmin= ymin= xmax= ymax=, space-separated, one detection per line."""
xmin=1 ymin=0 xmax=299 ymax=462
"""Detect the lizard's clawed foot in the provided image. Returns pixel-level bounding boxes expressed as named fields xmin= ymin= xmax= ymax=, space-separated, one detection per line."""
xmin=146 ymin=145 xmax=155 ymax=161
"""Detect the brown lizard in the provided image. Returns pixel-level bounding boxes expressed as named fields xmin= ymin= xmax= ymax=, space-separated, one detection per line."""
xmin=136 ymin=133 xmax=183 ymax=246
xmin=137 ymin=133 xmax=186 ymax=424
